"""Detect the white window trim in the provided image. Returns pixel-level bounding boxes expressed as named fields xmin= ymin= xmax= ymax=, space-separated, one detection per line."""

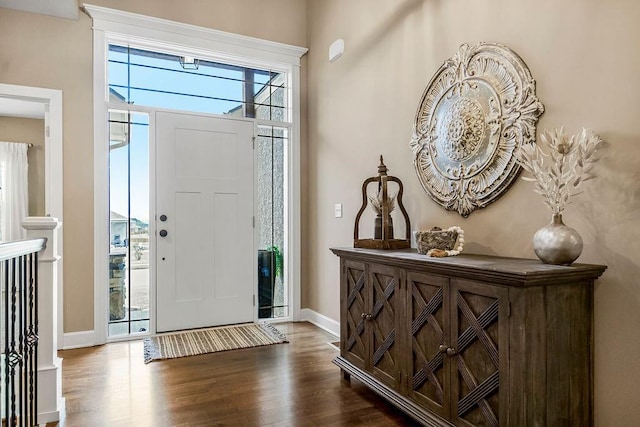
xmin=84 ymin=4 xmax=307 ymax=345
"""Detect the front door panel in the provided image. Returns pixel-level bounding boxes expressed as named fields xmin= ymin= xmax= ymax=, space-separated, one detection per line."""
xmin=156 ymin=111 xmax=254 ymax=332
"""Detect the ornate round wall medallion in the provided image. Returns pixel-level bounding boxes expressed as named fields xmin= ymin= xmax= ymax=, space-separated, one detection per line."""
xmin=409 ymin=42 xmax=544 ymax=217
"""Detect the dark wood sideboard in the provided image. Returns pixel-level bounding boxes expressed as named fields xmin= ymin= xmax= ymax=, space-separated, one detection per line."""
xmin=330 ymin=247 xmax=606 ymax=427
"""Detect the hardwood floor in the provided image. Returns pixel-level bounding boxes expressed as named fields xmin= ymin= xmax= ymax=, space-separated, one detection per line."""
xmin=54 ymin=322 xmax=418 ymax=426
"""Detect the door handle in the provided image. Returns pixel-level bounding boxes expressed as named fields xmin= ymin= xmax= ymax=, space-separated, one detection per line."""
xmin=160 ymin=214 xmax=168 ymax=222
xmin=159 ymin=230 xmax=168 ymax=237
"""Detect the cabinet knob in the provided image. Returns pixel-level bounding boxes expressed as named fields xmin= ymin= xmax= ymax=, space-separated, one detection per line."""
xmin=366 ymin=314 xmax=373 ymax=320
xmin=438 ymin=345 xmax=457 ymax=356
xmin=361 ymin=313 xmax=367 ymax=319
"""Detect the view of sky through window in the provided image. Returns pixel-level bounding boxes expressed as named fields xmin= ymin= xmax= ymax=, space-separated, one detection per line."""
xmin=108 ymin=45 xmax=286 ymax=119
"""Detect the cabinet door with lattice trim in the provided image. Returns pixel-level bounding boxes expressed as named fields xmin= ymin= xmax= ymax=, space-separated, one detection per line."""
xmin=407 ymin=271 xmax=451 ymax=419
xmin=368 ymin=263 xmax=403 ymax=390
xmin=449 ymin=279 xmax=509 ymax=427
xmin=340 ymin=259 xmax=368 ymax=372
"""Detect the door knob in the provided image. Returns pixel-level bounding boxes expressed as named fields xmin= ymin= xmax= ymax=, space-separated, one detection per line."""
xmin=159 ymin=230 xmax=168 ymax=237
xmin=446 ymin=347 xmax=457 ymax=356
xmin=160 ymin=214 xmax=168 ymax=222
xmin=438 ymin=345 xmax=448 ymax=354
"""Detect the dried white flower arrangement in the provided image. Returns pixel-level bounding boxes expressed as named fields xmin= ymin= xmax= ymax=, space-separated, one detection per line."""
xmin=368 ymin=190 xmax=396 ymax=215
xmin=516 ymin=127 xmax=604 ymax=214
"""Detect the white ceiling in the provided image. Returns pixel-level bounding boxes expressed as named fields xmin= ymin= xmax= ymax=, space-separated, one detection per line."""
xmin=0 ymin=0 xmax=78 ymax=20
xmin=0 ymin=97 xmax=46 ymax=119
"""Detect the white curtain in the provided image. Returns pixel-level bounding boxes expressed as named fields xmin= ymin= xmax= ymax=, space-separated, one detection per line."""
xmin=0 ymin=141 xmax=29 ymax=242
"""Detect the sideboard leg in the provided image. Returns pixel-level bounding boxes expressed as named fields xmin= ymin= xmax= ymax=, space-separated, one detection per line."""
xmin=341 ymin=369 xmax=351 ymax=382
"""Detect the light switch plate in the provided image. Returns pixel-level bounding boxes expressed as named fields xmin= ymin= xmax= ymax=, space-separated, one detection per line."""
xmin=329 ymin=39 xmax=344 ymax=62
xmin=334 ymin=203 xmax=343 ymax=218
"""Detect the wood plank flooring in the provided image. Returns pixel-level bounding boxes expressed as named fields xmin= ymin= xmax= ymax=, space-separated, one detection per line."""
xmin=54 ymin=322 xmax=418 ymax=426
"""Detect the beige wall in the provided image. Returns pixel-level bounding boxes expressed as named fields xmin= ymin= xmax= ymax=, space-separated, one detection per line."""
xmin=2 ymin=0 xmax=639 ymax=423
xmin=0 ymin=116 xmax=45 ymax=216
xmin=306 ymin=0 xmax=640 ymax=425
xmin=0 ymin=0 xmax=308 ymax=333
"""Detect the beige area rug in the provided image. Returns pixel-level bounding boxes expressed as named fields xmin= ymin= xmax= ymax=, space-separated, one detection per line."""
xmin=143 ymin=323 xmax=288 ymax=364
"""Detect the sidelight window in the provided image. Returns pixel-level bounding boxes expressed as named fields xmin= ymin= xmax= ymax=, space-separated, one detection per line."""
xmin=256 ymin=125 xmax=288 ymax=319
xmin=108 ymin=110 xmax=150 ymax=337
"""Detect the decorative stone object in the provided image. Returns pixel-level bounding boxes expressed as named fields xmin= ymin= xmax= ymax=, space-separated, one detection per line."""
xmin=415 ymin=226 xmax=465 ymax=257
xmin=410 ymin=42 xmax=545 ymax=217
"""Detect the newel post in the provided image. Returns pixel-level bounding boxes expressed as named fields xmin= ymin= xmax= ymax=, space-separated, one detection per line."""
xmin=22 ymin=216 xmax=65 ymax=424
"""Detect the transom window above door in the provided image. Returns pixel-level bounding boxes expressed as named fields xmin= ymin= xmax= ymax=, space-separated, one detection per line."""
xmin=108 ymin=44 xmax=288 ymax=122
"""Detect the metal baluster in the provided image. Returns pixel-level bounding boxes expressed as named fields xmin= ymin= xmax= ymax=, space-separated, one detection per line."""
xmin=9 ymin=257 xmax=18 ymax=427
xmin=28 ymin=253 xmax=37 ymax=426
xmin=4 ymin=258 xmax=9 ymax=427
xmin=23 ymin=254 xmax=30 ymax=427
xmin=19 ymin=254 xmax=26 ymax=427
xmin=33 ymin=252 xmax=38 ymax=427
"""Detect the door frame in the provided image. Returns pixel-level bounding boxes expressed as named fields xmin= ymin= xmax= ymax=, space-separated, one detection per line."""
xmin=0 ymin=83 xmax=64 ymax=349
xmin=87 ymin=5 xmax=307 ymax=344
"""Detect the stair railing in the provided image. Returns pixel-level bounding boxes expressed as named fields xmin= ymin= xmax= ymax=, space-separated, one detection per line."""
xmin=1 ymin=238 xmax=46 ymax=427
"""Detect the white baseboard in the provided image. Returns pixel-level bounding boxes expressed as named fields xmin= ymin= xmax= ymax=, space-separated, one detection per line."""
xmin=38 ymin=398 xmax=65 ymax=425
xmin=63 ymin=330 xmax=96 ymax=349
xmin=299 ymin=308 xmax=340 ymax=338
xmin=37 ymin=357 xmax=64 ymax=425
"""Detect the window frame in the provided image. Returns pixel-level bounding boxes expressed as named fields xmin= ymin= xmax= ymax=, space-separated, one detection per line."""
xmin=106 ymin=43 xmax=290 ymax=121
xmin=85 ymin=4 xmax=306 ymax=344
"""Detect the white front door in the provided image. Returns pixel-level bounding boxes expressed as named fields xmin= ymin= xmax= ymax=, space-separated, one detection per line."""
xmin=156 ymin=111 xmax=254 ymax=332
